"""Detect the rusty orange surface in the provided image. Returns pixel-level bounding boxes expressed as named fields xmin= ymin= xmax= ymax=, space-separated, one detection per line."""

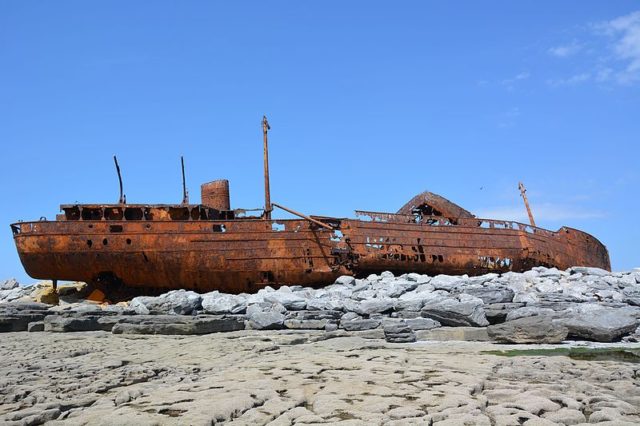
xmin=11 ymin=190 xmax=610 ymax=296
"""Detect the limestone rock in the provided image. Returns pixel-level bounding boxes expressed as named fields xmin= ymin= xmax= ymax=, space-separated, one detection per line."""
xmin=248 ymin=311 xmax=285 ymax=330
xmin=112 ymin=315 xmax=245 ymax=335
xmin=421 ymin=294 xmax=489 ymax=327
xmin=202 ymin=291 xmax=247 ymax=314
xmin=557 ymin=308 xmax=638 ymax=342
xmin=383 ymin=320 xmax=416 ymax=343
xmin=487 ymin=315 xmax=568 ymax=344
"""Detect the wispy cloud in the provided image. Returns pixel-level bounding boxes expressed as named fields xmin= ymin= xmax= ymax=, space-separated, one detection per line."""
xmin=548 ymin=40 xmax=583 ymax=57
xmin=599 ymin=10 xmax=640 ymax=83
xmin=501 ymin=71 xmax=530 ymax=90
xmin=476 ymin=203 xmax=606 ymax=223
xmin=547 ymin=72 xmax=591 ymax=87
xmin=548 ymin=10 xmax=640 ymax=86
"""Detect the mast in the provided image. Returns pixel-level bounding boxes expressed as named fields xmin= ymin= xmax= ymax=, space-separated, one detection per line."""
xmin=181 ymin=156 xmax=189 ymax=204
xmin=113 ymin=156 xmax=125 ymax=204
xmin=262 ymin=115 xmax=272 ymax=220
xmin=518 ymin=182 xmax=536 ymax=227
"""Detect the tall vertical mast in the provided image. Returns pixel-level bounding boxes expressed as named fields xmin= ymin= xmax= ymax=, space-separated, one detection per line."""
xmin=181 ymin=156 xmax=189 ymax=204
xmin=113 ymin=156 xmax=125 ymax=204
xmin=262 ymin=115 xmax=272 ymax=220
xmin=518 ymin=182 xmax=536 ymax=227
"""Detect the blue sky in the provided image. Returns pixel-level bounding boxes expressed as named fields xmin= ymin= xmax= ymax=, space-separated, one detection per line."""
xmin=1 ymin=1 xmax=638 ymax=283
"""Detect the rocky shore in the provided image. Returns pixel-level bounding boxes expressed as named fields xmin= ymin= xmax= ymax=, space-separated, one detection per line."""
xmin=1 ymin=266 xmax=640 ymax=424
xmin=2 ymin=266 xmax=640 ymax=344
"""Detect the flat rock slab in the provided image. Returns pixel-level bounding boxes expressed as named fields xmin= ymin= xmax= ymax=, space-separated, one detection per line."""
xmin=487 ymin=315 xmax=568 ymax=344
xmin=2 ymin=332 xmax=638 ymax=424
xmin=112 ymin=315 xmax=245 ymax=335
xmin=558 ymin=310 xmax=638 ymax=342
xmin=416 ymin=326 xmax=490 ymax=342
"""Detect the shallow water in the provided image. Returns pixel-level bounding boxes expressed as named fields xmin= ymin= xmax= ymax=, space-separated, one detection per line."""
xmin=482 ymin=347 xmax=640 ymax=362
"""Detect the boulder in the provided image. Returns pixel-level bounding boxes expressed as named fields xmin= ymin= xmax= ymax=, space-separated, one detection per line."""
xmin=505 ymin=306 xmax=556 ymax=322
xmin=557 ymin=309 xmax=638 ymax=342
xmin=404 ymin=317 xmax=440 ymax=331
xmin=334 ymin=275 xmax=356 ymax=286
xmin=0 ymin=278 xmax=19 ymax=290
xmin=396 ymin=289 xmax=448 ymax=311
xmin=383 ymin=320 xmax=416 ymax=343
xmin=263 ymin=290 xmax=307 ymax=310
xmin=202 ymin=292 xmax=247 ymax=314
xmin=484 ymin=302 xmax=525 ymax=324
xmin=130 ymin=290 xmax=202 ymax=315
xmin=569 ymin=266 xmax=610 ymax=277
xmin=458 ymin=286 xmax=514 ymax=304
xmin=306 ymin=296 xmax=343 ymax=311
xmin=247 ymin=311 xmax=285 ymax=330
xmin=27 ymin=321 xmax=44 ymax=332
xmin=44 ymin=316 xmax=102 ymax=332
xmin=112 ymin=315 xmax=245 ymax=335
xmin=340 ymin=318 xmax=381 ymax=331
xmin=353 ymin=297 xmax=395 ymax=315
xmin=421 ymin=294 xmax=489 ymax=327
xmin=487 ymin=316 xmax=568 ymax=344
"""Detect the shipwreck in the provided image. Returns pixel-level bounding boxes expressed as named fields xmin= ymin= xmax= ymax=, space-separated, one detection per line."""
xmin=11 ymin=117 xmax=610 ymax=300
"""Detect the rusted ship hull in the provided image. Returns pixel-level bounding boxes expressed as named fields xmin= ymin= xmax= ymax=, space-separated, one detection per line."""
xmin=12 ymin=213 xmax=610 ymax=294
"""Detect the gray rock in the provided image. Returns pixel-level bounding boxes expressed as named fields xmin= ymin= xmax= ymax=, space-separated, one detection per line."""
xmin=569 ymin=266 xmax=610 ymax=277
xmin=487 ymin=315 xmax=568 ymax=344
xmin=404 ymin=317 xmax=441 ymax=330
xmin=430 ymin=275 xmax=467 ymax=291
xmin=324 ymin=322 xmax=338 ymax=332
xmin=114 ymin=389 xmax=143 ymax=406
xmin=0 ymin=278 xmax=19 ymax=290
xmin=505 ymin=306 xmax=556 ymax=322
xmin=484 ymin=302 xmax=526 ymax=324
xmin=112 ymin=315 xmax=245 ymax=335
xmin=421 ymin=294 xmax=489 ymax=327
xmin=287 ymin=310 xmax=342 ymax=321
xmin=306 ymin=296 xmax=343 ymax=311
xmin=341 ymin=318 xmax=381 ymax=331
xmin=27 ymin=321 xmax=44 ymax=332
xmin=248 ymin=311 xmax=285 ymax=330
xmin=454 ymin=286 xmax=514 ymax=304
xmin=130 ymin=290 xmax=202 ymax=315
xmin=202 ymin=291 xmax=247 ymax=314
xmin=340 ymin=312 xmax=360 ymax=322
xmin=0 ymin=287 xmax=29 ymax=302
xmin=335 ymin=275 xmax=356 ymax=286
xmin=284 ymin=319 xmax=330 ymax=329
xmin=354 ymin=297 xmax=395 ymax=315
xmin=557 ymin=309 xmax=638 ymax=342
xmin=263 ymin=290 xmax=307 ymax=310
xmin=383 ymin=320 xmax=416 ymax=343
xmin=396 ymin=289 xmax=448 ymax=311
xmin=416 ymin=326 xmax=490 ymax=342
xmin=44 ymin=316 xmax=102 ymax=332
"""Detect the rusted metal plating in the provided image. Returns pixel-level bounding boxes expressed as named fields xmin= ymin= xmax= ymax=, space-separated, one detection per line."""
xmin=10 ymin=118 xmax=611 ymax=297
xmin=12 ymin=193 xmax=610 ymax=296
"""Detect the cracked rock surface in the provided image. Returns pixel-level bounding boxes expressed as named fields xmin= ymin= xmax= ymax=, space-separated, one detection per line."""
xmin=1 ymin=331 xmax=639 ymax=425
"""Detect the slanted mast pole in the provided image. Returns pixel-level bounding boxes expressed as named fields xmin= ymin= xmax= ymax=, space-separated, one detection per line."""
xmin=262 ymin=115 xmax=272 ymax=220
xmin=518 ymin=182 xmax=536 ymax=227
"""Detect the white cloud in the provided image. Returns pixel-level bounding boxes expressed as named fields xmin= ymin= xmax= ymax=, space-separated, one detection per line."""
xmin=548 ymin=40 xmax=582 ymax=57
xmin=476 ymin=203 xmax=605 ymax=223
xmin=547 ymin=72 xmax=591 ymax=87
xmin=601 ymin=10 xmax=640 ymax=83
xmin=546 ymin=10 xmax=640 ymax=86
xmin=501 ymin=71 xmax=530 ymax=90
